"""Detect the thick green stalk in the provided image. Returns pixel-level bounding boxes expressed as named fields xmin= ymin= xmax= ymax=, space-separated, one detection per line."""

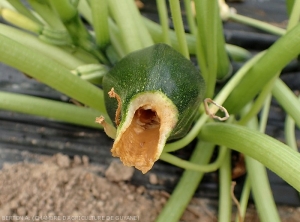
xmin=77 ymin=1 xmax=126 ymax=60
xmin=108 ymin=19 xmax=127 ymax=58
xmin=90 ymin=0 xmax=110 ymax=49
xmin=0 ymin=23 xmax=84 ymax=69
xmin=194 ymin=0 xmax=209 ymax=83
xmin=108 ymin=0 xmax=143 ymax=54
xmin=0 ymin=91 xmax=103 ymax=129
xmin=246 ymin=157 xmax=281 ymax=222
xmin=183 ymin=0 xmax=196 ymax=35
xmin=0 ymin=7 xmax=42 ymax=33
xmin=27 ymin=0 xmax=66 ymax=30
xmin=169 ymin=0 xmax=189 ymax=59
xmin=218 ymin=149 xmax=232 ymax=222
xmin=49 ymin=0 xmax=108 ymax=63
xmin=287 ymin=0 xmax=300 ymax=31
xmin=194 ymin=0 xmax=230 ymax=94
xmin=156 ymin=141 xmax=215 ymax=222
xmin=126 ymin=0 xmax=153 ymax=48
xmin=223 ymin=23 xmax=300 ymax=114
xmin=245 ymin=98 xmax=281 ymax=222
xmin=78 ymin=0 xmax=93 ymax=23
xmin=0 ymin=34 xmax=109 ymax=121
xmin=216 ymin=6 xmax=232 ymax=81
xmin=156 ymin=0 xmax=171 ymax=45
xmin=203 ymin=0 xmax=218 ymax=98
xmin=199 ymin=123 xmax=300 ymax=191
xmin=7 ymin=0 xmax=42 ymax=24
xmin=48 ymin=0 xmax=77 ymax=22
xmin=272 ymin=79 xmax=300 ymax=128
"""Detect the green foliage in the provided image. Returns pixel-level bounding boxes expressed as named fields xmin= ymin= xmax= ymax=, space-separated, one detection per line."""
xmin=0 ymin=0 xmax=300 ymax=221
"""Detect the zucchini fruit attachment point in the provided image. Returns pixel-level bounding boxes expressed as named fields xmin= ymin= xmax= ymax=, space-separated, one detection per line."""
xmin=98 ymin=43 xmax=205 ymax=173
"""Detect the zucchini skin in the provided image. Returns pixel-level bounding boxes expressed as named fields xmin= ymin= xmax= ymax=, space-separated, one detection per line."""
xmin=103 ymin=43 xmax=205 ymax=140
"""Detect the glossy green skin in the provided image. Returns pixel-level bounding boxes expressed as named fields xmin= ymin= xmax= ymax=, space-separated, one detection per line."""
xmin=103 ymin=43 xmax=205 ymax=140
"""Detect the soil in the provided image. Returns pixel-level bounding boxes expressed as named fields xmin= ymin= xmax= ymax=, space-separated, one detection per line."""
xmin=0 ymin=154 xmax=299 ymax=222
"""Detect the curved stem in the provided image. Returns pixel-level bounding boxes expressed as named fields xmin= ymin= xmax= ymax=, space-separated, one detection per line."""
xmin=272 ymin=79 xmax=300 ymax=128
xmin=156 ymin=141 xmax=215 ymax=222
xmin=0 ymin=34 xmax=109 ymax=120
xmin=286 ymin=0 xmax=300 ymax=31
xmin=0 ymin=23 xmax=85 ymax=69
xmin=160 ymin=146 xmax=227 ymax=172
xmin=108 ymin=0 xmax=143 ymax=54
xmin=218 ymin=149 xmax=232 ymax=222
xmin=143 ymin=17 xmax=251 ymax=61
xmin=169 ymin=0 xmax=189 ymax=59
xmin=224 ymin=23 xmax=300 ymax=113
xmin=244 ymin=98 xmax=281 ymax=222
xmin=90 ymin=0 xmax=110 ymax=49
xmin=183 ymin=0 xmax=196 ymax=35
xmin=199 ymin=122 xmax=300 ymax=192
xmin=156 ymin=0 xmax=171 ymax=45
xmin=228 ymin=13 xmax=285 ymax=36
xmin=285 ymin=115 xmax=298 ymax=151
xmin=0 ymin=91 xmax=103 ymax=129
xmin=235 ymin=176 xmax=250 ymax=222
xmin=238 ymin=75 xmax=277 ymax=125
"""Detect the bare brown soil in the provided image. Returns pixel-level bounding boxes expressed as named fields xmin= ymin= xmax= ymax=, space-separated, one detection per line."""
xmin=0 ymin=154 xmax=299 ymax=222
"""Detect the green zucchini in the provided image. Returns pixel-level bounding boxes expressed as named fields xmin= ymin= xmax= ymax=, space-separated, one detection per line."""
xmin=102 ymin=43 xmax=205 ymax=173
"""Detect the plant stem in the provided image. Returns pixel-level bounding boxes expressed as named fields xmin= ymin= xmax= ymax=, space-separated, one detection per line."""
xmin=156 ymin=0 xmax=171 ymax=45
xmin=194 ymin=0 xmax=209 ymax=83
xmin=0 ymin=34 xmax=109 ymax=121
xmin=228 ymin=13 xmax=286 ymax=36
xmin=90 ymin=0 xmax=110 ymax=49
xmin=0 ymin=24 xmax=85 ymax=69
xmin=156 ymin=141 xmax=215 ymax=222
xmin=224 ymin=23 xmax=300 ymax=114
xmin=218 ymin=149 xmax=232 ymax=222
xmin=108 ymin=0 xmax=144 ymax=54
xmin=160 ymin=145 xmax=227 ymax=172
xmin=0 ymin=91 xmax=103 ymax=129
xmin=49 ymin=0 xmax=108 ymax=63
xmin=169 ymin=0 xmax=189 ymax=59
xmin=0 ymin=7 xmax=42 ymax=33
xmin=8 ymin=0 xmax=42 ymax=24
xmin=143 ymin=17 xmax=251 ymax=61
xmin=235 ymin=176 xmax=250 ymax=222
xmin=199 ymin=122 xmax=300 ymax=192
xmin=244 ymin=98 xmax=281 ymax=222
xmin=183 ymin=0 xmax=196 ymax=35
xmin=286 ymin=0 xmax=300 ymax=31
xmin=27 ymin=0 xmax=66 ymax=30
xmin=126 ymin=0 xmax=153 ymax=48
xmin=285 ymin=114 xmax=298 ymax=150
xmin=238 ymin=75 xmax=278 ymax=125
xmin=204 ymin=0 xmax=219 ymax=97
xmin=272 ymin=79 xmax=300 ymax=128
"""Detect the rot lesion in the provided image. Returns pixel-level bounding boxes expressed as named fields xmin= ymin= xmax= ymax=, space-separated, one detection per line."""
xmin=96 ymin=88 xmax=163 ymax=173
xmin=108 ymin=88 xmax=122 ymax=126
xmin=112 ymin=106 xmax=161 ymax=174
